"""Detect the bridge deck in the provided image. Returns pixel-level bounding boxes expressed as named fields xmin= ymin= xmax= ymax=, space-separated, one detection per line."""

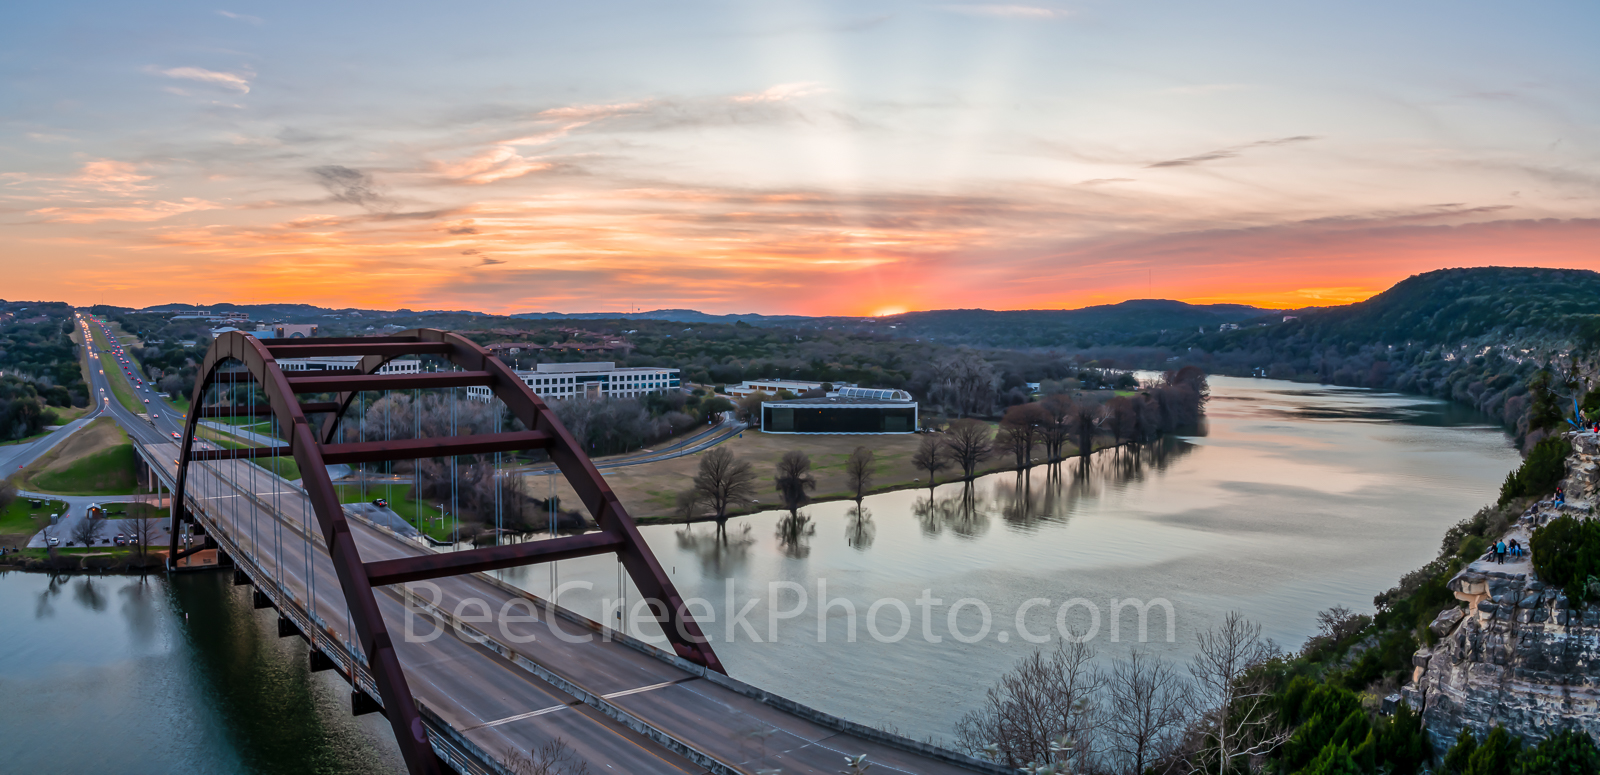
xmin=144 ymin=442 xmax=996 ymax=775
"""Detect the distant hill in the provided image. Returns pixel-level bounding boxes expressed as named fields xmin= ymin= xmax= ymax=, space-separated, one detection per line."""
xmin=512 ymin=309 xmax=817 ymax=324
xmin=1228 ymin=266 xmax=1600 ymax=349
xmin=845 ymin=300 xmax=1275 ymax=348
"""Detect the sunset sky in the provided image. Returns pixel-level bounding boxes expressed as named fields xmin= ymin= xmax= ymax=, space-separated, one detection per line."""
xmin=2 ymin=1 xmax=1596 ymax=316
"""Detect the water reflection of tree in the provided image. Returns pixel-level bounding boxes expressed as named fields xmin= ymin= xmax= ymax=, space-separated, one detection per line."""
xmin=119 ymin=577 xmax=161 ymax=648
xmin=36 ymin=573 xmax=70 ymax=619
xmin=775 ymin=513 xmax=816 ymax=559
xmin=675 ymin=521 xmax=755 ymax=578
xmin=980 ymin=437 xmax=1196 ymax=528
xmin=845 ymin=506 xmax=875 ymax=551
xmin=913 ymin=484 xmax=992 ymax=539
xmin=73 ymin=576 xmax=107 ymax=612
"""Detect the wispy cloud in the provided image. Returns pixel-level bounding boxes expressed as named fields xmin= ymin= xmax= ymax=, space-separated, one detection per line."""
xmin=434 ymin=146 xmax=554 ymax=185
xmin=1146 ymin=135 xmax=1320 ymax=169
xmin=155 ymin=66 xmax=252 ymax=93
xmin=941 ymin=4 xmax=1069 ymax=19
xmin=216 ymin=10 xmax=263 ymax=24
xmin=31 ymin=198 xmax=220 ymax=223
xmin=732 ymin=82 xmax=828 ymax=104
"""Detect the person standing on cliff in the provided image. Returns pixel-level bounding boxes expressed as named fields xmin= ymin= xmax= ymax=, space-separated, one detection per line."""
xmin=1495 ymin=540 xmax=1507 ymax=564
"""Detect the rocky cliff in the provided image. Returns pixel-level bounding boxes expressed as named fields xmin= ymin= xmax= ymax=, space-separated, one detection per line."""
xmin=1411 ymin=432 xmax=1600 ymax=751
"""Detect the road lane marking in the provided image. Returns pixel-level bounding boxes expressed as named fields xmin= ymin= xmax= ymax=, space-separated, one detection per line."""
xmin=602 ymin=679 xmax=688 ymax=700
xmin=463 ymin=701 xmax=577 ymax=730
xmin=462 ymin=678 xmax=696 ymax=732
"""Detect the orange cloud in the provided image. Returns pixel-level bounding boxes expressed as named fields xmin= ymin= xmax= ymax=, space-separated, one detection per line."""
xmin=31 ymin=198 xmax=221 ymax=223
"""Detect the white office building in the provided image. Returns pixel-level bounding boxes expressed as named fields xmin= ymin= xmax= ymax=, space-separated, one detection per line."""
xmin=467 ymin=362 xmax=680 ymax=402
xmin=276 ymin=356 xmax=421 ymax=374
xmin=727 ymin=379 xmax=840 ymax=398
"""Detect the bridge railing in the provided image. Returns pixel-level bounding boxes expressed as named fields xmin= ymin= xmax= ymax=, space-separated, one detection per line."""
xmin=180 ymin=457 xmax=498 ymax=775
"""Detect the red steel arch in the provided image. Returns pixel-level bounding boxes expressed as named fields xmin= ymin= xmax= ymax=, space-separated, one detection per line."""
xmin=169 ymin=329 xmax=722 ymax=775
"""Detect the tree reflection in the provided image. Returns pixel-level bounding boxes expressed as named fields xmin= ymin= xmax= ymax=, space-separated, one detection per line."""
xmin=675 ymin=521 xmax=755 ymax=578
xmin=119 ymin=577 xmax=161 ymax=648
xmin=36 ymin=573 xmax=70 ymax=619
xmin=775 ymin=513 xmax=816 ymax=559
xmin=913 ymin=484 xmax=991 ymax=539
xmin=73 ymin=576 xmax=106 ymax=612
xmin=845 ymin=506 xmax=875 ymax=551
xmin=956 ymin=437 xmax=1197 ymax=531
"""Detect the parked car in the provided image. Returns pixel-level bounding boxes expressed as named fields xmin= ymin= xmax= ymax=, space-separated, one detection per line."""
xmin=46 ymin=537 xmax=59 ymax=547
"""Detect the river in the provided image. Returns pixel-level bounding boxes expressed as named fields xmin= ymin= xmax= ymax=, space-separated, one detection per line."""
xmin=0 ymin=378 xmax=1521 ymax=770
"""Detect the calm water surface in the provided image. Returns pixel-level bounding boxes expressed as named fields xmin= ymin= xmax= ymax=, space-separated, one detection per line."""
xmin=0 ymin=378 xmax=1520 ymax=768
xmin=511 ymin=377 xmax=1521 ymax=743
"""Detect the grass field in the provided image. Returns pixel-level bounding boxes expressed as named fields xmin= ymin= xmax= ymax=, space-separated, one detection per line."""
xmin=523 ymin=426 xmax=1087 ymax=521
xmin=334 ymin=483 xmax=454 ymax=541
xmin=19 ymin=417 xmax=139 ymax=495
xmin=0 ymin=497 xmax=68 ymax=544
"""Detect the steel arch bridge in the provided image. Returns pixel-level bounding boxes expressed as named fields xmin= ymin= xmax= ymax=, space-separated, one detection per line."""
xmin=169 ymin=330 xmax=720 ymax=775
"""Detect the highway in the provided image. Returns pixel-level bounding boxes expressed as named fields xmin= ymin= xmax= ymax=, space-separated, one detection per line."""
xmin=79 ymin=315 xmax=1000 ymax=775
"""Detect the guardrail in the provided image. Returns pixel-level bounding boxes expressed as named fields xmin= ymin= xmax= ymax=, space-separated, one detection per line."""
xmin=181 ymin=459 xmax=499 ymax=775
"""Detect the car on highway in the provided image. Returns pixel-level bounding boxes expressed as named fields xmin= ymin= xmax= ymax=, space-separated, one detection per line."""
xmin=171 ymin=432 xmax=181 ymax=439
xmin=373 ymin=498 xmax=389 ymax=508
xmin=46 ymin=537 xmax=59 ymax=548
xmin=143 ymin=399 xmax=149 ymax=403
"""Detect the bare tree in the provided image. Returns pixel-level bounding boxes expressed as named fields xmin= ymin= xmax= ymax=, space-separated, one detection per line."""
xmin=927 ymin=351 xmax=1000 ymax=417
xmin=1105 ymin=649 xmax=1192 ymax=775
xmin=773 ymin=450 xmax=817 ymax=518
xmin=954 ymin=640 xmax=1103 ymax=771
xmin=999 ymin=403 xmax=1047 ymax=469
xmin=943 ymin=418 xmax=994 ymax=480
xmin=734 ymin=392 xmax=765 ymax=424
xmin=124 ymin=501 xmax=162 ymax=562
xmin=673 ymin=488 xmax=704 ymax=525
xmin=70 ymin=508 xmax=104 ymax=547
xmin=692 ymin=447 xmax=758 ymax=526
xmin=504 ymin=738 xmax=591 ymax=775
xmin=1185 ymin=611 xmax=1285 ymax=775
xmin=911 ymin=434 xmax=951 ymax=489
xmin=1071 ymin=400 xmax=1105 ymax=460
xmin=1105 ymin=395 xmax=1139 ymax=453
xmin=845 ymin=446 xmax=875 ymax=504
xmin=1039 ymin=395 xmax=1073 ymax=462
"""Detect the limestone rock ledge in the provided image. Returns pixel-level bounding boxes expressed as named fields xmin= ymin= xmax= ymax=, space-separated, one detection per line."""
xmin=1413 ymin=430 xmax=1600 ymax=750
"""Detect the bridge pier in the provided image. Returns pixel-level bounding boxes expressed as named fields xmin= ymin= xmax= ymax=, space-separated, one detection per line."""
xmin=309 ymin=650 xmax=335 ymax=673
xmin=277 ymin=614 xmax=304 ymax=641
xmin=232 ymin=569 xmax=250 ymax=586
xmin=251 ymin=588 xmax=272 ymax=610
xmin=352 ymin=690 xmax=385 ymax=718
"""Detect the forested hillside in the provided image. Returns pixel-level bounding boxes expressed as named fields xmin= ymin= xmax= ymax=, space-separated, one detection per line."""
xmin=0 ymin=301 xmax=87 ymax=440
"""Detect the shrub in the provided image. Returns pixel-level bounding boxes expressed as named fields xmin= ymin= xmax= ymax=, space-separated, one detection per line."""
xmin=1499 ymin=434 xmax=1570 ymax=504
xmin=1517 ymin=728 xmax=1600 ymax=774
xmin=1530 ymin=514 xmax=1600 ymax=604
